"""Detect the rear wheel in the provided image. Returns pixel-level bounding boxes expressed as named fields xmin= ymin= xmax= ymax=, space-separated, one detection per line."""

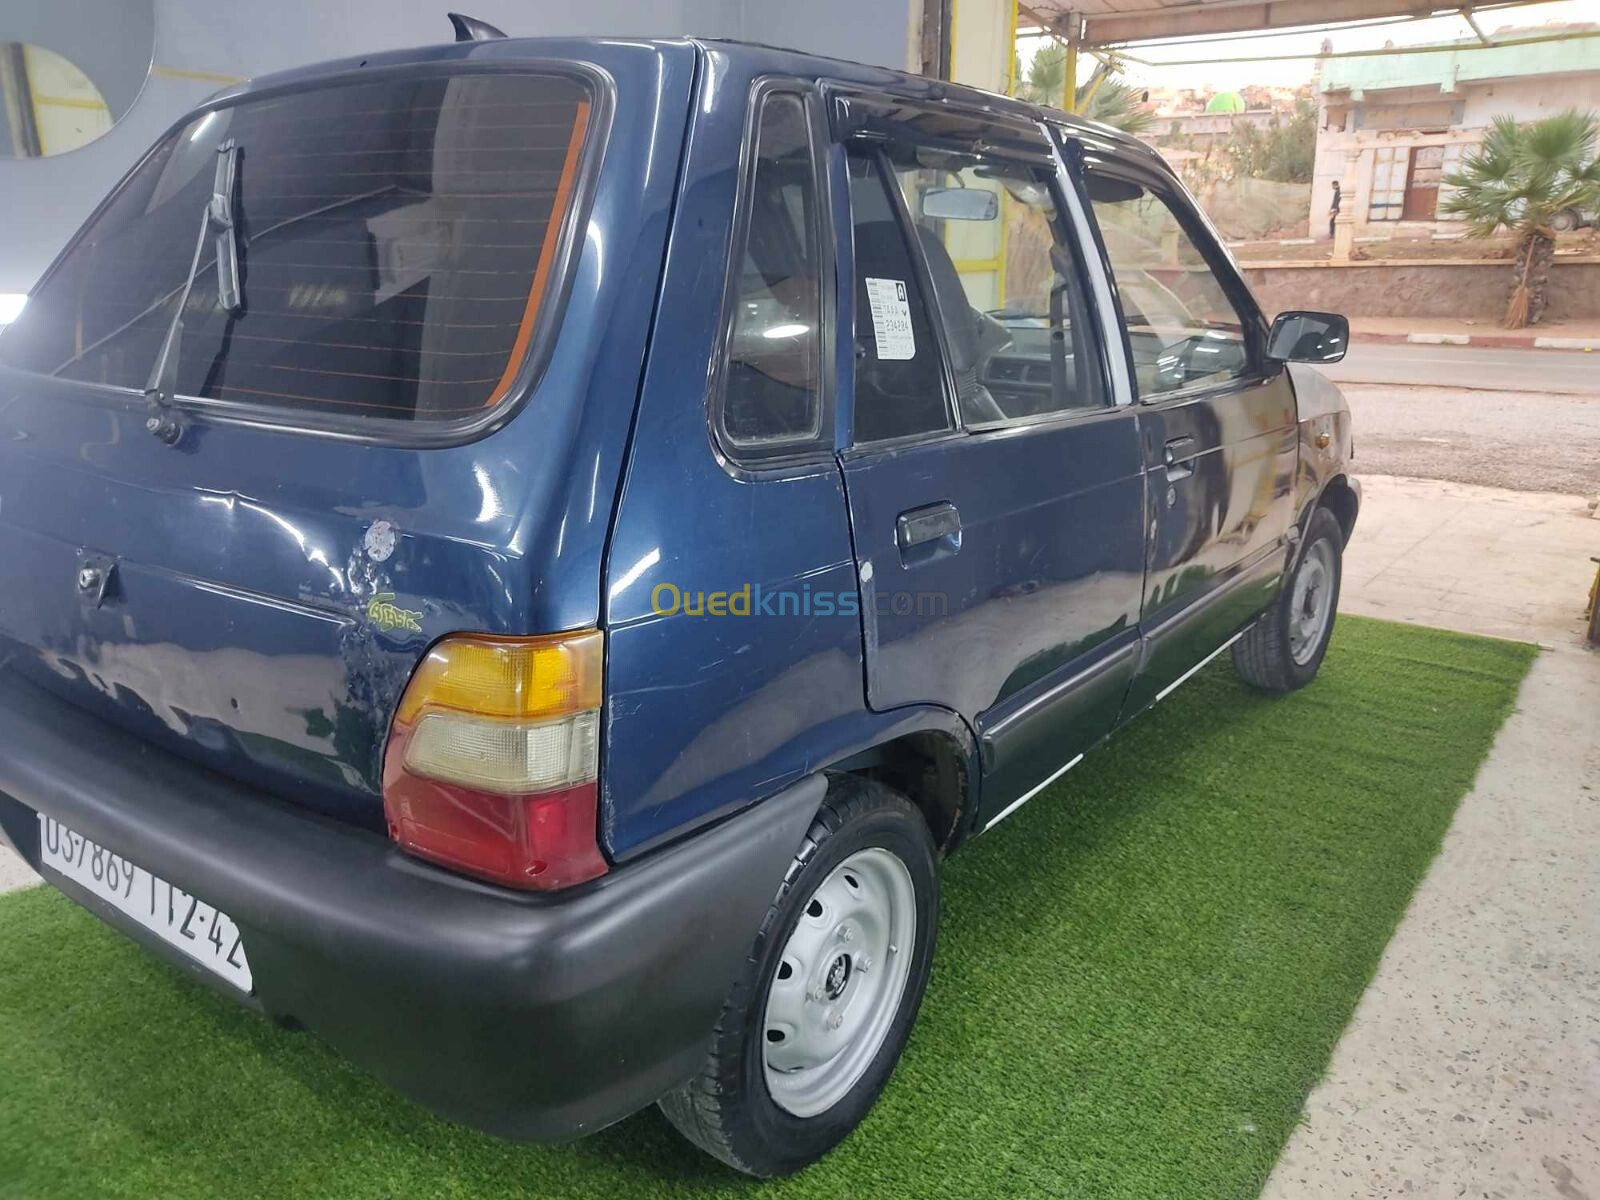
xmin=658 ymin=776 xmax=938 ymax=1176
xmin=1233 ymin=505 xmax=1343 ymax=693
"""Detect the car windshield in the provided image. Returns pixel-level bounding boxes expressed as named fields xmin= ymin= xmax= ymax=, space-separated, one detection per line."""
xmin=0 ymin=72 xmax=593 ymax=425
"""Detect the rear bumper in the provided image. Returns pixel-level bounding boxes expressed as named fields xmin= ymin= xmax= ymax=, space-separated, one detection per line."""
xmin=0 ymin=667 xmax=821 ymax=1141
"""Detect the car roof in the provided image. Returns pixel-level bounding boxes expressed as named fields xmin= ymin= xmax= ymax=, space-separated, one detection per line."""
xmin=206 ymin=33 xmax=1164 ymax=170
xmin=693 ymin=38 xmax=1139 ymax=136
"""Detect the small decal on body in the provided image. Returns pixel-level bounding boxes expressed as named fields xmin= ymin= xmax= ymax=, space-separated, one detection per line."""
xmin=366 ymin=592 xmax=423 ymax=635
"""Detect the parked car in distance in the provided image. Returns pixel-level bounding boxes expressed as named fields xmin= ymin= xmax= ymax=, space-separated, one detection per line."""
xmin=0 ymin=22 xmax=1358 ymax=1177
xmin=1550 ymin=205 xmax=1595 ymax=232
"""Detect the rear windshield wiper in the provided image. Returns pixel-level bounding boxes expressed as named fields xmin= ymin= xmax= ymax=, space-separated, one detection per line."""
xmin=52 ymin=181 xmax=391 ymax=384
xmin=143 ymin=138 xmax=243 ymax=444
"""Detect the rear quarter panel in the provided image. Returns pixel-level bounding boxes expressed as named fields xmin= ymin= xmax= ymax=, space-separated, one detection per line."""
xmin=600 ymin=47 xmax=872 ymax=861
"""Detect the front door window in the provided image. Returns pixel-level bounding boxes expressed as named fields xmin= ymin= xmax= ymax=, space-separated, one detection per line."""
xmin=1084 ymin=173 xmax=1251 ymax=398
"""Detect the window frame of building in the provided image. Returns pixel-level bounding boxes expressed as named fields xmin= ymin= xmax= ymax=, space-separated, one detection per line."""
xmin=1369 ymin=144 xmax=1409 ymax=222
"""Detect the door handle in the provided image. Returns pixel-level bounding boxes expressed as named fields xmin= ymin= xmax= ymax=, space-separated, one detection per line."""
xmin=896 ymin=502 xmax=962 ymax=564
xmin=1163 ymin=436 xmax=1198 ymax=481
xmin=898 ymin=502 xmax=961 ymax=548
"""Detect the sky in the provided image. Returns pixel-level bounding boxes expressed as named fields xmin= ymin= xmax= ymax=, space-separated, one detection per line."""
xmin=1017 ymin=0 xmax=1600 ymax=94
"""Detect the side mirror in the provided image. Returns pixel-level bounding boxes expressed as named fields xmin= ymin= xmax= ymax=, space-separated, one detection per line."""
xmin=1266 ymin=310 xmax=1349 ymax=364
xmin=920 ymin=187 xmax=998 ymax=222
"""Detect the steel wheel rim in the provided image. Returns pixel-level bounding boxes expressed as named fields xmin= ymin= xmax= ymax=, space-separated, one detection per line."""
xmin=1289 ymin=539 xmax=1335 ymax=665
xmin=761 ymin=847 xmax=917 ymax=1119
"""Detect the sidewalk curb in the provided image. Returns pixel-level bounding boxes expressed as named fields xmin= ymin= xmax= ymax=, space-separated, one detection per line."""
xmin=1352 ymin=330 xmax=1600 ymax=352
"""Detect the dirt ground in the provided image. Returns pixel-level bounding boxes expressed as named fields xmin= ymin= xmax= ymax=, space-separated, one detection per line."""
xmin=1342 ymin=382 xmax=1600 ymax=496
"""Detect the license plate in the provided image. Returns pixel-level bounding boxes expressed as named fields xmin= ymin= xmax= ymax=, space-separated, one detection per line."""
xmin=38 ymin=815 xmax=253 ymax=992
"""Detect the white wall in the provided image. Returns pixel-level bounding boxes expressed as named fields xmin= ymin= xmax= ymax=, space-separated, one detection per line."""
xmin=950 ymin=0 xmax=1012 ymax=95
xmin=0 ymin=0 xmax=917 ymax=294
xmin=1458 ymin=72 xmax=1600 ymax=125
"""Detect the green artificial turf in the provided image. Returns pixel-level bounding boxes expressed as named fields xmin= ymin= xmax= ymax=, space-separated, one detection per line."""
xmin=0 ymin=616 xmax=1535 ymax=1200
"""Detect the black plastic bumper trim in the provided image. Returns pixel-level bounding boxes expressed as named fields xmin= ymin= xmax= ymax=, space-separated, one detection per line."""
xmin=0 ymin=668 xmax=824 ymax=1140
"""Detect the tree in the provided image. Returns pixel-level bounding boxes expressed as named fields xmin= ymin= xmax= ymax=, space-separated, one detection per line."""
xmin=1078 ymin=76 xmax=1154 ymax=135
xmin=1439 ymin=108 xmax=1600 ymax=328
xmin=1018 ymin=45 xmax=1153 ymax=135
xmin=1020 ymin=44 xmax=1066 ymax=106
xmin=1221 ymin=97 xmax=1316 ymax=184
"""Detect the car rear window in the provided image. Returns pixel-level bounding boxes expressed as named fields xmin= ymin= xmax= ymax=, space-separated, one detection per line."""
xmin=0 ymin=71 xmax=593 ymax=425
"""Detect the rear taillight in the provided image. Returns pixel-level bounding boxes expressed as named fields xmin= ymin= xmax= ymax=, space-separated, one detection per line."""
xmin=382 ymin=631 xmax=608 ymax=891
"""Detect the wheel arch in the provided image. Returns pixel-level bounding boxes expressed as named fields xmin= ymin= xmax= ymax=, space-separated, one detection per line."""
xmin=1318 ymin=473 xmax=1360 ymax=546
xmin=1294 ymin=471 xmax=1359 ymax=555
xmin=822 ymin=713 xmax=976 ymax=855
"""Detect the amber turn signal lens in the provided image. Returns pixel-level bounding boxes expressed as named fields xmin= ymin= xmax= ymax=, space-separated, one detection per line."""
xmin=395 ymin=631 xmax=602 ymax=724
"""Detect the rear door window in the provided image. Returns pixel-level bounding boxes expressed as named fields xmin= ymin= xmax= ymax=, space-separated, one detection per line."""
xmin=890 ymin=157 xmax=1107 ymax=425
xmin=0 ymin=72 xmax=594 ymax=426
xmin=846 ymin=149 xmax=954 ymax=444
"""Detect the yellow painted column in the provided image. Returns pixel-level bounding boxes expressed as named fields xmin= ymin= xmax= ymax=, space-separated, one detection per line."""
xmin=945 ymin=0 xmax=1016 ymax=307
xmin=949 ymin=0 xmax=1014 ymax=95
xmin=1062 ymin=34 xmax=1077 ymax=111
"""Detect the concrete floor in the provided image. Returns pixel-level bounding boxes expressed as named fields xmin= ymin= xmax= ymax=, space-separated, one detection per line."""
xmin=0 ymin=839 xmax=35 ymax=893
xmin=1339 ymin=475 xmax=1599 ymax=644
xmin=1264 ymin=474 xmax=1600 ymax=1200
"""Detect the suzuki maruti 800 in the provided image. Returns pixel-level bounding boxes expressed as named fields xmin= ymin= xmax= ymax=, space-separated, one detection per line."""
xmin=0 ymin=23 xmax=1357 ymax=1175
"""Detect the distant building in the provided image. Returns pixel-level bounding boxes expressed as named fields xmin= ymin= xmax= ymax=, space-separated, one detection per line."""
xmin=1312 ymin=23 xmax=1600 ymax=239
xmin=1150 ymin=108 xmax=1280 ymax=152
xmin=1144 ymin=85 xmax=1308 ymax=158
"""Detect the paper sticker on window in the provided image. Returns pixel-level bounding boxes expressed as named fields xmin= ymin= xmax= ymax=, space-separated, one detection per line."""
xmin=864 ymin=277 xmax=916 ymax=360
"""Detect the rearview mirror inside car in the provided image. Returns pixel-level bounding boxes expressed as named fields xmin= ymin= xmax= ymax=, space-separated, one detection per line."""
xmin=1266 ymin=310 xmax=1350 ymax=364
xmin=920 ymin=187 xmax=998 ymax=221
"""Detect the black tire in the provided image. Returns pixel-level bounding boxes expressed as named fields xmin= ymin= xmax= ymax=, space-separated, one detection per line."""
xmin=657 ymin=776 xmax=939 ymax=1176
xmin=1233 ymin=506 xmax=1343 ymax=694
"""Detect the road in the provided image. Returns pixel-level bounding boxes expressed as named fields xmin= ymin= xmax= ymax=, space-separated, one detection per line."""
xmin=1323 ymin=342 xmax=1600 ymax=395
xmin=1316 ymin=342 xmax=1600 ymax=494
xmin=1341 ymin=383 xmax=1600 ymax=495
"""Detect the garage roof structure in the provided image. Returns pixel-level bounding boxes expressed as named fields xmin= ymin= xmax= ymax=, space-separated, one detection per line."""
xmin=1019 ymin=1 xmax=1559 ymax=46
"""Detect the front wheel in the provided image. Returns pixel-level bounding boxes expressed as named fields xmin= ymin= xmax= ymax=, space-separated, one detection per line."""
xmin=1233 ymin=506 xmax=1343 ymax=693
xmin=658 ymin=777 xmax=939 ymax=1176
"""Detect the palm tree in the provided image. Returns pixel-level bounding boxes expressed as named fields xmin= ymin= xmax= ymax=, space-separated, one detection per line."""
xmin=1018 ymin=45 xmax=1152 ymax=135
xmin=1020 ymin=44 xmax=1066 ymax=106
xmin=1078 ymin=76 xmax=1154 ymax=135
xmin=1440 ymin=108 xmax=1600 ymax=328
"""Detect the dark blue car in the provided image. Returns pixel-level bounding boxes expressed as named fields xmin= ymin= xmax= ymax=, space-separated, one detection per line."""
xmin=0 ymin=25 xmax=1358 ymax=1176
